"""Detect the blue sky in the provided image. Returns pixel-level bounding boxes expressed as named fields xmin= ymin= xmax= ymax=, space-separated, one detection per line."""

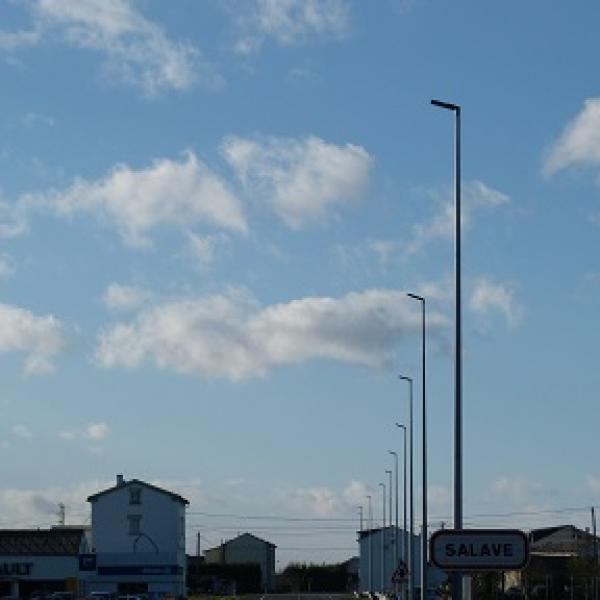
xmin=1 ymin=0 xmax=600 ymax=565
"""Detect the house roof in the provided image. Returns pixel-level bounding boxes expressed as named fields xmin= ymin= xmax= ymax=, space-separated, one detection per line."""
xmin=205 ymin=532 xmax=277 ymax=553
xmin=0 ymin=527 xmax=86 ymax=556
xmin=87 ymin=478 xmax=189 ymax=505
xmin=530 ymin=524 xmax=592 ymax=543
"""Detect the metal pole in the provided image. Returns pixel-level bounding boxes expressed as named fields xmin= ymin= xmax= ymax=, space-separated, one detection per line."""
xmin=408 ymin=293 xmax=426 ymax=598
xmin=431 ymin=97 xmax=463 ymax=600
xmin=389 ymin=452 xmax=399 ymax=571
xmin=359 ymin=506 xmax=364 ymax=532
xmin=399 ymin=376 xmax=414 ymax=600
xmin=389 ymin=452 xmax=399 ymax=599
xmin=367 ymin=494 xmax=373 ymax=595
xmin=380 ymin=481 xmax=386 ymax=592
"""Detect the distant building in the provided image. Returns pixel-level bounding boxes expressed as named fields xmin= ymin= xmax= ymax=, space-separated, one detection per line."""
xmin=204 ymin=532 xmax=276 ymax=591
xmin=530 ymin=524 xmax=597 ymax=557
xmin=341 ymin=556 xmax=360 ymax=591
xmin=0 ymin=526 xmax=89 ymax=598
xmin=81 ymin=473 xmax=189 ymax=596
xmin=357 ymin=526 xmax=445 ymax=594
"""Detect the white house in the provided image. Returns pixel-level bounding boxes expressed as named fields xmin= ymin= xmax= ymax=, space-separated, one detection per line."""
xmin=80 ymin=474 xmax=188 ymax=596
xmin=204 ymin=533 xmax=276 ymax=591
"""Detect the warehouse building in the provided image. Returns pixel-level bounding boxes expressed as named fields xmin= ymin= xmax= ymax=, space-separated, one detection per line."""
xmin=0 ymin=526 xmax=89 ymax=597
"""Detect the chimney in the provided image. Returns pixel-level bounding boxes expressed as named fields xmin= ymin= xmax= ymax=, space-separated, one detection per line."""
xmin=116 ymin=474 xmax=124 ymax=486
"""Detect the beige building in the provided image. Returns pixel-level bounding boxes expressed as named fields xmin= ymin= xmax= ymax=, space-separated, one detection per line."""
xmin=205 ymin=533 xmax=276 ymax=591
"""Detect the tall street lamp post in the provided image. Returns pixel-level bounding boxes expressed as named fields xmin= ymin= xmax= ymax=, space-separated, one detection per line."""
xmin=395 ymin=424 xmax=408 ymax=600
xmin=367 ymin=494 xmax=373 ymax=595
xmin=379 ymin=481 xmax=386 ymax=592
xmin=398 ymin=375 xmax=414 ymax=600
xmin=408 ymin=292 xmax=427 ymax=598
xmin=431 ymin=98 xmax=463 ymax=599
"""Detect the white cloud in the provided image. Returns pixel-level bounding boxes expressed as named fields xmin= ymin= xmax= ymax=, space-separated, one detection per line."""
xmin=0 ymin=303 xmax=65 ymax=374
xmin=405 ymin=180 xmax=510 ymax=256
xmin=21 ymin=151 xmax=248 ymax=248
xmin=222 ymin=135 xmax=373 ymax=229
xmin=60 ymin=422 xmax=110 ymax=441
xmin=103 ymin=283 xmax=151 ymax=311
xmin=31 ymin=0 xmax=219 ymax=96
xmin=0 ymin=254 xmax=16 ymax=279
xmin=584 ymin=474 xmax=600 ymax=493
xmin=0 ymin=27 xmax=41 ymax=51
xmin=230 ymin=0 xmax=351 ymax=55
xmin=94 ymin=288 xmax=448 ymax=380
xmin=12 ymin=425 xmax=34 ymax=440
xmin=186 ymin=231 xmax=231 ymax=269
xmin=489 ymin=476 xmax=541 ymax=504
xmin=286 ymin=486 xmax=339 ymax=516
xmin=470 ymin=277 xmax=522 ymax=328
xmin=341 ymin=480 xmax=370 ymax=507
xmin=544 ymin=98 xmax=600 ymax=175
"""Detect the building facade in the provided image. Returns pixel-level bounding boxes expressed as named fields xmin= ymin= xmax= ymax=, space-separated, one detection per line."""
xmin=0 ymin=527 xmax=89 ymax=598
xmin=205 ymin=532 xmax=276 ymax=591
xmin=81 ymin=474 xmax=189 ymax=596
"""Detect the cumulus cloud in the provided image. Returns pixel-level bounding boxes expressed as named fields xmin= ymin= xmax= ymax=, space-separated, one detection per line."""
xmin=94 ymin=288 xmax=448 ymax=380
xmin=544 ymin=98 xmax=600 ymax=175
xmin=29 ymin=0 xmax=219 ymax=96
xmin=489 ymin=476 xmax=541 ymax=504
xmin=0 ymin=27 xmax=41 ymax=51
xmin=470 ymin=277 xmax=522 ymax=328
xmin=20 ymin=151 xmax=247 ymax=248
xmin=222 ymin=135 xmax=373 ymax=229
xmin=229 ymin=0 xmax=351 ymax=55
xmin=12 ymin=425 xmax=35 ymax=440
xmin=0 ymin=303 xmax=65 ymax=374
xmin=103 ymin=283 xmax=152 ymax=311
xmin=186 ymin=231 xmax=231 ymax=269
xmin=59 ymin=422 xmax=109 ymax=441
xmin=286 ymin=486 xmax=339 ymax=516
xmin=405 ymin=180 xmax=510 ymax=256
xmin=0 ymin=254 xmax=16 ymax=279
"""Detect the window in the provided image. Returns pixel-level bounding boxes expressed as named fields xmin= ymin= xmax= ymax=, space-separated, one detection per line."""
xmin=129 ymin=487 xmax=142 ymax=505
xmin=128 ymin=514 xmax=141 ymax=535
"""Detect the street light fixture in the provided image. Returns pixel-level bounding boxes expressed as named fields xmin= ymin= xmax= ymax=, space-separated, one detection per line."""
xmin=394 ymin=425 xmax=408 ymax=600
xmin=407 ymin=291 xmax=427 ymax=598
xmin=431 ymin=98 xmax=463 ymax=599
xmin=398 ymin=375 xmax=414 ymax=600
xmin=379 ymin=481 xmax=386 ymax=592
xmin=367 ymin=494 xmax=373 ymax=595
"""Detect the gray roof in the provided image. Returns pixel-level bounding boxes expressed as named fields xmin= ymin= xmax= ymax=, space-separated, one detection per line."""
xmin=0 ymin=527 xmax=86 ymax=556
xmin=87 ymin=478 xmax=189 ymax=505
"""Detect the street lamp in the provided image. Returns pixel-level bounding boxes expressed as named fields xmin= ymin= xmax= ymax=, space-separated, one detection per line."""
xmin=367 ymin=494 xmax=373 ymax=595
xmin=407 ymin=291 xmax=427 ymax=598
xmin=358 ymin=505 xmax=364 ymax=532
xmin=394 ymin=424 xmax=408 ymax=600
xmin=431 ymin=98 xmax=463 ymax=599
xmin=388 ymin=451 xmax=399 ymax=573
xmin=379 ymin=481 xmax=386 ymax=592
xmin=399 ymin=375 xmax=414 ymax=600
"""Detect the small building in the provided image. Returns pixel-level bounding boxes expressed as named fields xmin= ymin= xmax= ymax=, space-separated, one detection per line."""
xmin=530 ymin=524 xmax=596 ymax=556
xmin=80 ymin=474 xmax=189 ymax=596
xmin=358 ymin=526 xmax=445 ymax=594
xmin=0 ymin=526 xmax=89 ymax=597
xmin=204 ymin=532 xmax=276 ymax=591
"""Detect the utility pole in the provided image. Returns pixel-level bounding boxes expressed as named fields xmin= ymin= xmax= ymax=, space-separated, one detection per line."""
xmin=57 ymin=502 xmax=65 ymax=526
xmin=197 ymin=531 xmax=201 ymax=557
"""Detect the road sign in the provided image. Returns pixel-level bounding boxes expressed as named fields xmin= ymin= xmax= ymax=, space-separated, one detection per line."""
xmin=391 ymin=561 xmax=407 ymax=583
xmin=430 ymin=529 xmax=529 ymax=571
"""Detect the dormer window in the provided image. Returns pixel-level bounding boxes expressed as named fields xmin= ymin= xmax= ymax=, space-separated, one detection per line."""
xmin=129 ymin=487 xmax=142 ymax=505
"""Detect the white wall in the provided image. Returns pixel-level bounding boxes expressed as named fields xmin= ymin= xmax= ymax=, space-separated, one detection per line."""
xmin=91 ymin=484 xmax=186 ymax=558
